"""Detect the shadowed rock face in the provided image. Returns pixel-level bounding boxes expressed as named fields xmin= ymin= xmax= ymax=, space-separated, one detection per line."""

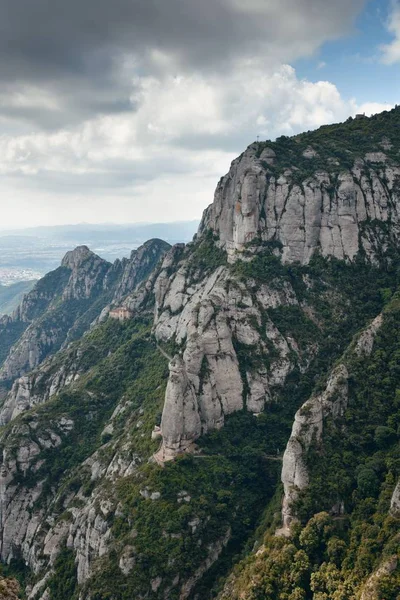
xmin=199 ymin=144 xmax=400 ymax=264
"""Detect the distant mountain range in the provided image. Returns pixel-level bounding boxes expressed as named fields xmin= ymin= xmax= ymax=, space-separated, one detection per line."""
xmin=1 ymin=221 xmax=200 ymax=243
xmin=0 ymin=220 xmax=199 ymax=284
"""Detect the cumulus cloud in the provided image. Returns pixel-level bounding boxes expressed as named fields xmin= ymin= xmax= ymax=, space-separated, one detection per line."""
xmin=0 ymin=57 xmax=381 ymax=228
xmin=381 ymin=0 xmax=400 ymax=64
xmin=355 ymin=101 xmax=395 ymax=115
xmin=0 ymin=63 xmax=356 ymax=177
xmin=0 ymin=0 xmax=382 ymax=228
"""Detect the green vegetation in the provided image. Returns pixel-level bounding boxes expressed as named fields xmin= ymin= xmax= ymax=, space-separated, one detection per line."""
xmin=47 ymin=548 xmax=77 ymax=600
xmin=17 ymin=317 xmax=168 ymax=485
xmin=218 ymin=291 xmax=400 ymax=600
xmin=83 ymin=412 xmax=281 ymax=600
xmin=256 ymin=105 xmax=400 ymax=181
xmin=296 ymin=291 xmax=400 ymax=521
xmin=189 ymin=230 xmax=227 ymax=274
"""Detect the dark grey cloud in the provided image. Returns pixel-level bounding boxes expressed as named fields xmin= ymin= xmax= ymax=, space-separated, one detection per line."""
xmin=0 ymin=0 xmax=365 ymax=75
xmin=0 ymin=0 xmax=365 ymax=128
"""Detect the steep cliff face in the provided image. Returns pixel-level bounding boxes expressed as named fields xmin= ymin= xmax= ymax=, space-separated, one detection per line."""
xmin=280 ymin=313 xmax=383 ymax=534
xmin=200 ymin=120 xmax=400 ymax=264
xmin=153 ymin=255 xmax=302 ymax=459
xmin=152 ymin=109 xmax=400 ymax=460
xmin=113 ymin=238 xmax=170 ymax=304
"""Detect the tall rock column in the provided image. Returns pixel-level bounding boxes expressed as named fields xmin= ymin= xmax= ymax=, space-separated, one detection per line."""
xmin=155 ymin=356 xmax=201 ymax=462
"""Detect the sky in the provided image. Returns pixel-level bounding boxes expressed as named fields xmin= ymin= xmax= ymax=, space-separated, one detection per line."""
xmin=0 ymin=0 xmax=400 ymax=229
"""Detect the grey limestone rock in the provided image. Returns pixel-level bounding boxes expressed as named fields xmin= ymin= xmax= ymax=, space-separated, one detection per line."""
xmin=198 ymin=144 xmax=400 ymax=264
xmin=390 ymin=479 xmax=400 ymax=515
xmin=280 ymin=364 xmax=349 ymax=533
xmin=280 ymin=313 xmax=384 ymax=533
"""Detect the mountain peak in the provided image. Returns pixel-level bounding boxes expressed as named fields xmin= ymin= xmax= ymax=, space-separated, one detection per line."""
xmin=61 ymin=245 xmax=95 ymax=270
xmin=199 ymin=106 xmax=400 ymax=265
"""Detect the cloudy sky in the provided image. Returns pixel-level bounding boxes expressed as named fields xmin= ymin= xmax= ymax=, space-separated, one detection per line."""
xmin=1 ymin=0 xmax=400 ymax=229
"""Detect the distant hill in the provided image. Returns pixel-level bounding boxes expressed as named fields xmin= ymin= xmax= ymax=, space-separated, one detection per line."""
xmin=0 ymin=280 xmax=36 ymax=316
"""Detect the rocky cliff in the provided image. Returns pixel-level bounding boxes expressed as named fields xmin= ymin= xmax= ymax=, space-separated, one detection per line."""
xmin=152 ymin=109 xmax=400 ymax=459
xmin=0 ymin=109 xmax=399 ymax=599
xmin=280 ymin=313 xmax=383 ymax=534
xmin=218 ymin=292 xmax=400 ymax=600
xmin=200 ymin=118 xmax=400 ymax=264
xmin=0 ymin=239 xmax=170 ymax=386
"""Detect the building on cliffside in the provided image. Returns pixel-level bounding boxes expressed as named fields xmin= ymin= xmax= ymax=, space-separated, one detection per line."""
xmin=109 ymin=307 xmax=133 ymax=321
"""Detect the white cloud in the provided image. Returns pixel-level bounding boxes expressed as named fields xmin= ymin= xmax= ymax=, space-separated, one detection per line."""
xmin=0 ymin=0 xmax=373 ymax=228
xmin=0 ymin=62 xmax=351 ymax=176
xmin=354 ymin=101 xmax=395 ymax=116
xmin=0 ymin=57 xmax=392 ymax=228
xmin=381 ymin=1 xmax=400 ymax=64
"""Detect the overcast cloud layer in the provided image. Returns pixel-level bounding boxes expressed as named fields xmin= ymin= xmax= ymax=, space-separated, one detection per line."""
xmin=0 ymin=0 xmax=396 ymax=229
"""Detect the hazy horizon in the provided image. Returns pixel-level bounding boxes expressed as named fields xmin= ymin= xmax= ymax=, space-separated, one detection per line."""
xmin=0 ymin=220 xmax=200 ymax=286
xmin=0 ymin=219 xmax=200 ymax=233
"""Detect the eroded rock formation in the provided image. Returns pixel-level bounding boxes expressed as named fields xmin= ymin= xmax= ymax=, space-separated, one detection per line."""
xmin=280 ymin=313 xmax=384 ymax=533
xmin=200 ymin=144 xmax=400 ymax=263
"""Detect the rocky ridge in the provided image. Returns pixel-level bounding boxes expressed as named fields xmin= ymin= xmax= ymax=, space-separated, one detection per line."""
xmin=152 ymin=115 xmax=400 ymax=459
xmin=0 ymin=239 xmax=170 ymax=387
xmin=280 ymin=313 xmax=384 ymax=534
xmin=200 ymin=143 xmax=400 ymax=264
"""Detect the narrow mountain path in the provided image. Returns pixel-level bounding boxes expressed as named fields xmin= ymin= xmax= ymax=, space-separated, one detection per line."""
xmin=156 ymin=344 xmax=173 ymax=361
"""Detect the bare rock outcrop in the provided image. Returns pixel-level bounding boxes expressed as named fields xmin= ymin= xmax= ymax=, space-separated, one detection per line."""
xmin=390 ymin=479 xmax=400 ymax=515
xmin=153 ymin=254 xmax=305 ymax=459
xmin=112 ymin=238 xmax=170 ymax=304
xmin=0 ymin=351 xmax=82 ymax=425
xmin=280 ymin=364 xmax=349 ymax=534
xmin=280 ymin=313 xmax=384 ymax=533
xmin=199 ymin=143 xmax=400 ymax=264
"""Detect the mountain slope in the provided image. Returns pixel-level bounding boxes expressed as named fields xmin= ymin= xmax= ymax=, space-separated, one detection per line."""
xmin=0 ymin=281 xmax=37 ymax=317
xmin=0 ymin=109 xmax=399 ymax=600
xmin=0 ymin=239 xmax=170 ymax=386
xmin=219 ymin=292 xmax=400 ymax=600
